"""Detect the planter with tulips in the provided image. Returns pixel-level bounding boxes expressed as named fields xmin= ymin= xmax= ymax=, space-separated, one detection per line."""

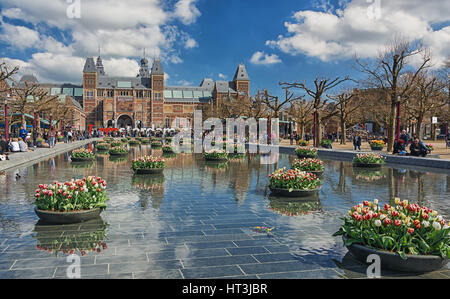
xmin=131 ymin=156 xmax=165 ymax=174
xmin=203 ymin=149 xmax=229 ymax=162
xmin=369 ymin=140 xmax=385 ymax=151
xmin=70 ymin=148 xmax=96 ymax=162
xmin=292 ymin=158 xmax=324 ymax=177
xmin=333 ymin=198 xmax=449 ymax=272
xmin=108 ymin=146 xmax=129 ymax=156
xmin=96 ymin=142 xmax=110 ymax=151
xmin=295 ymin=147 xmax=318 ymax=158
xmin=34 ymin=177 xmax=109 ymax=224
xmin=353 ymin=153 xmax=386 ymax=168
xmin=128 ymin=139 xmax=141 ymax=146
xmin=268 ymin=168 xmax=321 ymax=197
xmin=151 ymin=140 xmax=163 ymax=148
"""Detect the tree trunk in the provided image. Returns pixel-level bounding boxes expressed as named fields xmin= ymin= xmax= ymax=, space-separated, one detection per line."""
xmin=387 ymin=102 xmax=397 ymax=152
xmin=316 ymin=113 xmax=322 ymax=147
xmin=21 ymin=113 xmax=26 ymax=130
xmin=340 ymin=119 xmax=346 ymax=145
xmin=416 ymin=116 xmax=423 ymax=139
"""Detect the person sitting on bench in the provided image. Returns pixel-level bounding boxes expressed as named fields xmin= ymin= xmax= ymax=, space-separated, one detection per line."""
xmin=9 ymin=138 xmax=20 ymax=152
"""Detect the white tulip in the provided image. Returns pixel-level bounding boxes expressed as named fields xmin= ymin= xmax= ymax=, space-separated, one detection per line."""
xmin=374 ymin=220 xmax=382 ymax=227
xmin=422 ymin=221 xmax=430 ymax=228
xmin=433 ymin=221 xmax=441 ymax=230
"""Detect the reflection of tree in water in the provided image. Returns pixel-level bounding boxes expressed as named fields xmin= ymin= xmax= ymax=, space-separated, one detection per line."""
xmin=132 ymin=174 xmax=165 ymax=210
xmin=33 ymin=218 xmax=109 ymax=257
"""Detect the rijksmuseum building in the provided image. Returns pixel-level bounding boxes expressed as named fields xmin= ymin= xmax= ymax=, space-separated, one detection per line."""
xmin=82 ymin=56 xmax=250 ymax=130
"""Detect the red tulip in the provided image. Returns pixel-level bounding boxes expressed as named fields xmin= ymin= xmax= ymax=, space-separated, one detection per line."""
xmin=407 ymin=228 xmax=414 ymax=234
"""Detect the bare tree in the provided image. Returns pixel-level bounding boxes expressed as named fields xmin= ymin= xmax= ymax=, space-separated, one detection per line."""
xmin=280 ymin=76 xmax=350 ymax=146
xmin=0 ymin=62 xmax=19 ymax=92
xmin=327 ymin=90 xmax=360 ymax=144
xmin=355 ymin=37 xmax=431 ymax=151
xmin=259 ymin=88 xmax=302 ymax=118
xmin=404 ymin=72 xmax=447 ymax=139
xmin=287 ymin=99 xmax=313 ymax=140
xmin=10 ymin=82 xmax=58 ymax=130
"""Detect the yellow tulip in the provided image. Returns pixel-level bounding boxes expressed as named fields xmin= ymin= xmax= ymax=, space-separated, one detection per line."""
xmin=394 ymin=197 xmax=401 ymax=205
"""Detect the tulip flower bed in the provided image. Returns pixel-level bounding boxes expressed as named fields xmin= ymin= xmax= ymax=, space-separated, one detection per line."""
xmin=162 ymin=145 xmax=175 ymax=153
xmin=131 ymin=156 xmax=165 ymax=171
xmin=103 ymin=137 xmax=114 ymax=143
xmin=110 ymin=141 xmax=122 ymax=147
xmin=297 ymin=140 xmax=309 ymax=146
xmin=108 ymin=146 xmax=129 ymax=155
xmin=370 ymin=140 xmax=385 ymax=150
xmin=34 ymin=177 xmax=109 ymax=212
xmin=121 ymin=138 xmax=128 ymax=143
xmin=70 ymin=148 xmax=96 ymax=161
xmin=333 ymin=198 xmax=450 ymax=260
xmin=151 ymin=141 xmax=163 ymax=147
xmin=269 ymin=168 xmax=321 ymax=192
xmin=292 ymin=158 xmax=324 ymax=172
xmin=96 ymin=142 xmax=110 ymax=151
xmin=353 ymin=153 xmax=386 ymax=166
xmin=140 ymin=139 xmax=150 ymax=144
xmin=295 ymin=147 xmax=318 ymax=158
xmin=320 ymin=139 xmax=333 ymax=149
xmin=203 ymin=149 xmax=229 ymax=161
xmin=128 ymin=139 xmax=141 ymax=145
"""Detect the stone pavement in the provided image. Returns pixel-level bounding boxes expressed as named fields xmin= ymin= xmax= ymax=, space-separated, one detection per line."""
xmin=0 ymin=138 xmax=101 ymax=172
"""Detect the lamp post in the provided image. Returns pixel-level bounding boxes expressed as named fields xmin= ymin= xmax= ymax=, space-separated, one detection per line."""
xmin=33 ymin=110 xmax=37 ymax=146
xmin=49 ymin=113 xmax=53 ymax=131
xmin=313 ymin=108 xmax=317 ymax=147
xmin=4 ymin=99 xmax=8 ymax=141
xmin=396 ymin=96 xmax=401 ymax=141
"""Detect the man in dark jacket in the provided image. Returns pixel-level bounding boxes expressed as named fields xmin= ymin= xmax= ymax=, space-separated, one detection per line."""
xmin=410 ymin=138 xmax=427 ymax=157
xmin=353 ymin=133 xmax=361 ymax=151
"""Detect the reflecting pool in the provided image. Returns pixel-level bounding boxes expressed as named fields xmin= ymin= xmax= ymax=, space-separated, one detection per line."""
xmin=0 ymin=144 xmax=449 ymax=279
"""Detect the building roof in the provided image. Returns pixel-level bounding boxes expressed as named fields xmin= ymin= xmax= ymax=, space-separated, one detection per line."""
xmin=19 ymin=74 xmax=39 ymax=85
xmin=215 ymin=81 xmax=237 ymax=94
xmin=83 ymin=57 xmax=97 ymax=73
xmin=151 ymin=59 xmax=164 ymax=76
xmin=233 ymin=64 xmax=249 ymax=81
xmin=96 ymin=76 xmax=151 ymax=89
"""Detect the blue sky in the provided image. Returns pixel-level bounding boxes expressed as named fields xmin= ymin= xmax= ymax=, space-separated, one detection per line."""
xmin=0 ymin=0 xmax=448 ymax=99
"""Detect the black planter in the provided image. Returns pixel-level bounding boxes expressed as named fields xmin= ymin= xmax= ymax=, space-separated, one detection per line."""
xmin=70 ymin=156 xmax=95 ymax=162
xmin=109 ymin=151 xmax=128 ymax=156
xmin=34 ymin=207 xmax=103 ymax=224
xmin=133 ymin=168 xmax=164 ymax=174
xmin=269 ymin=187 xmax=320 ymax=197
xmin=343 ymin=235 xmax=449 ymax=273
xmin=204 ymin=156 xmax=228 ymax=162
xmin=295 ymin=153 xmax=318 ymax=159
xmin=353 ymin=162 xmax=384 ymax=168
xmin=370 ymin=146 xmax=383 ymax=151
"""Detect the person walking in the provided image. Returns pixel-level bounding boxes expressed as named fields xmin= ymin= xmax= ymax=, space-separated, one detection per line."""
xmin=49 ymin=128 xmax=56 ymax=148
xmin=19 ymin=126 xmax=28 ymax=141
xmin=353 ymin=133 xmax=361 ymax=151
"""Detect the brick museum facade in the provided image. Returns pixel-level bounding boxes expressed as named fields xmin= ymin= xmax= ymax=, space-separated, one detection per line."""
xmin=82 ymin=56 xmax=250 ymax=130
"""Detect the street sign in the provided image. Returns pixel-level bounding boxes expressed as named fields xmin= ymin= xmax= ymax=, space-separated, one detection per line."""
xmin=432 ymin=117 xmax=438 ymax=124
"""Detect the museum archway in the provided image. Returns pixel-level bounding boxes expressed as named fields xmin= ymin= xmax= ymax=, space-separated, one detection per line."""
xmin=117 ymin=114 xmax=133 ymax=129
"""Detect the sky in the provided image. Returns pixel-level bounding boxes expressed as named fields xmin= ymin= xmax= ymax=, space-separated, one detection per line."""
xmin=0 ymin=0 xmax=449 ymax=98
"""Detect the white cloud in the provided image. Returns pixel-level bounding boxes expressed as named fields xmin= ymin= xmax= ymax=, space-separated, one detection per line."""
xmin=0 ymin=0 xmax=201 ymax=82
xmin=250 ymin=51 xmax=282 ymax=65
xmin=184 ymin=37 xmax=198 ymax=49
xmin=266 ymin=0 xmax=450 ymax=67
xmin=174 ymin=0 xmax=201 ymax=25
xmin=0 ymin=21 xmax=40 ymax=50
